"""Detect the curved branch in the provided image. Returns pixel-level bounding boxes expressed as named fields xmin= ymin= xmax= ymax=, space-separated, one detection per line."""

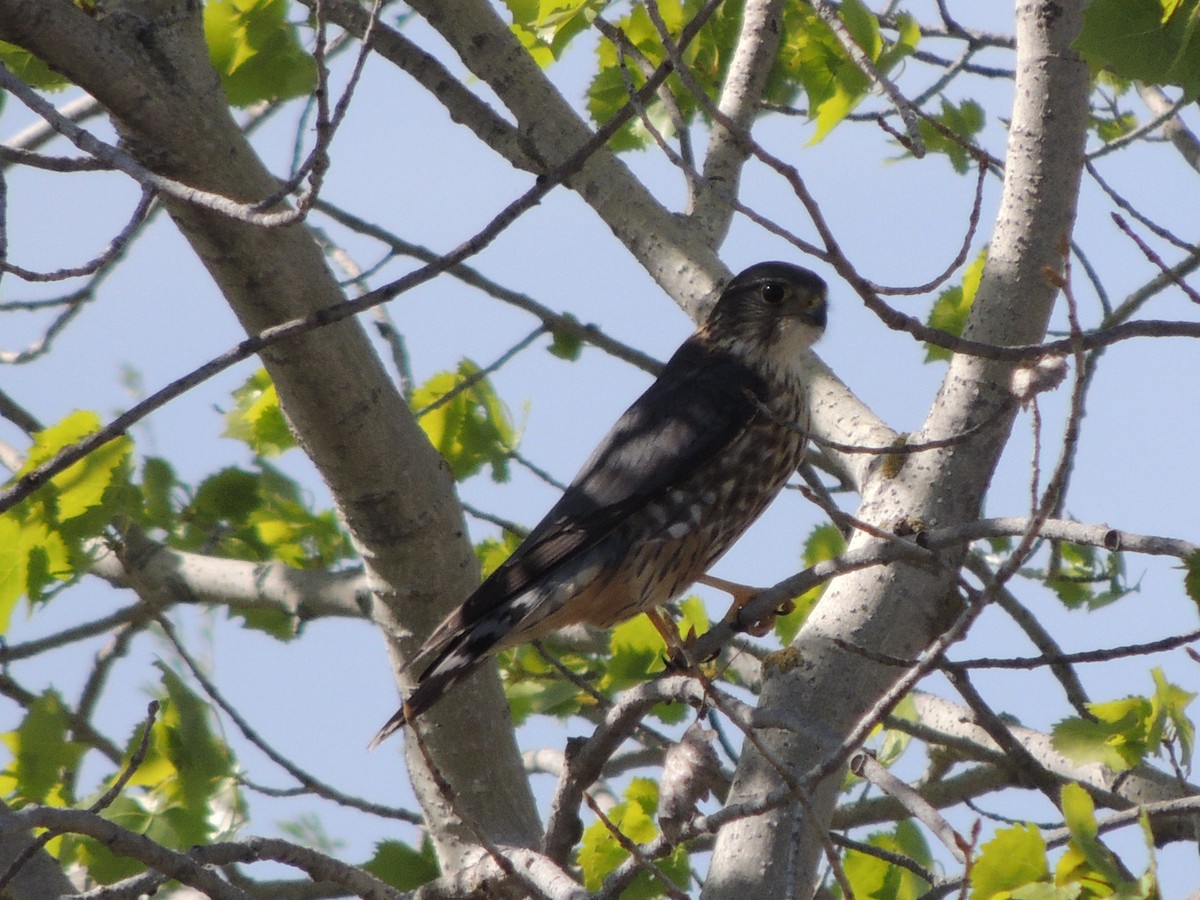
xmin=689 ymin=0 xmax=784 ymax=244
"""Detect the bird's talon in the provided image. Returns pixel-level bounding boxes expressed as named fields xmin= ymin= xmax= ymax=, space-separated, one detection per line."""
xmin=742 ymin=615 xmax=776 ymax=638
xmin=661 ymin=650 xmax=691 ymax=673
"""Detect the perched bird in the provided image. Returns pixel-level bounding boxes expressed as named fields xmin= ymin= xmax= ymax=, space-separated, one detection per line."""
xmin=370 ymin=261 xmax=827 ymax=747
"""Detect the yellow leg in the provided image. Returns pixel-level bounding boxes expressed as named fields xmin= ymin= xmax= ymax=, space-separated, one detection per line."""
xmin=644 ymin=608 xmax=698 ymax=671
xmin=698 ymin=574 xmax=795 ymax=637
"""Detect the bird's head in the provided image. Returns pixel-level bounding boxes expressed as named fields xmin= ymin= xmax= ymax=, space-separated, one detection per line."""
xmin=702 ymin=262 xmax=828 ymax=368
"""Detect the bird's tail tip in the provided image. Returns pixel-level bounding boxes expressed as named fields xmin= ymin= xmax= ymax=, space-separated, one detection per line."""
xmin=366 ymin=702 xmax=411 ymax=751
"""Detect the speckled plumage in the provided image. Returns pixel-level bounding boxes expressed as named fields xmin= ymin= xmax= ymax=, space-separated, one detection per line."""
xmin=370 ymin=262 xmax=827 ymax=747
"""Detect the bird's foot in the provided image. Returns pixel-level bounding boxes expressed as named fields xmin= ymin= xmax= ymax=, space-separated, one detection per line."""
xmin=645 ymin=609 xmax=702 ymax=672
xmin=700 ymin=574 xmax=794 ymax=637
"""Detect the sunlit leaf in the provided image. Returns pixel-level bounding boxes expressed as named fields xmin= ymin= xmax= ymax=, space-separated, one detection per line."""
xmin=606 ymin=614 xmax=666 ymax=691
xmin=412 ymin=360 xmax=515 ymax=483
xmin=1053 ymin=696 xmax=1153 ymax=771
xmin=204 ymin=0 xmax=317 ymax=106
xmin=843 ymin=820 xmax=931 ymax=900
xmin=1150 ymin=667 xmax=1195 ymax=769
xmin=20 ymin=410 xmax=133 ymax=524
xmin=0 ymin=42 xmax=68 ymax=91
xmin=1060 ymin=783 xmax=1125 ymax=886
xmin=776 ymin=523 xmax=845 ymax=644
xmin=224 ymin=369 xmax=295 ymax=457
xmin=970 ymin=823 xmax=1049 ymax=899
xmin=925 ymin=247 xmax=987 ymax=362
xmin=578 ymin=778 xmax=689 ymax=896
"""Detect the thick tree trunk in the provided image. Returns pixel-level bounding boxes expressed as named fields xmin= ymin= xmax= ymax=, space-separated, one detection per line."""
xmin=703 ymin=1 xmax=1092 ymax=894
xmin=0 ymin=0 xmax=541 ymax=870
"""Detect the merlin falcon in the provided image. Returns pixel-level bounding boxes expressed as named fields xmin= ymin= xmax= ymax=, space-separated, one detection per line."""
xmin=370 ymin=261 xmax=827 ymax=747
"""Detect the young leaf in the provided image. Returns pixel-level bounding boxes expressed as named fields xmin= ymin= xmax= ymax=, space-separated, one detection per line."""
xmin=925 ymin=248 xmax=987 ymax=362
xmin=1149 ymin=667 xmax=1195 ymax=769
xmin=1183 ymin=549 xmax=1200 ymax=607
xmin=1060 ymin=783 xmax=1125 ymax=887
xmin=362 ymin=838 xmax=440 ymax=890
xmin=0 ymin=42 xmax=69 ymax=91
xmin=969 ymin=823 xmax=1049 ymax=899
xmin=775 ymin=522 xmax=845 ymax=644
xmin=21 ymin=410 xmax=133 ymax=524
xmin=606 ymin=614 xmax=667 ymax=691
xmin=578 ymin=778 xmax=690 ymax=896
xmin=911 ymin=99 xmax=986 ymax=174
xmin=204 ymin=0 xmax=318 ymax=106
xmin=842 ymin=820 xmax=931 ymax=900
xmin=411 ymin=360 xmax=515 ymax=482
xmin=224 ymin=369 xmax=295 ymax=457
xmin=1053 ymin=695 xmax=1153 ymax=771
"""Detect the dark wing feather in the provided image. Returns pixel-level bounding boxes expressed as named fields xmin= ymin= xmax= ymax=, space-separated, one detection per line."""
xmin=445 ymin=337 xmax=767 ymax=642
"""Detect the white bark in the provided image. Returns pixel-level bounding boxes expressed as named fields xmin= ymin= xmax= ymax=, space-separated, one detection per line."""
xmin=703 ymin=2 xmax=1092 ymax=895
xmin=0 ymin=0 xmax=541 ymax=870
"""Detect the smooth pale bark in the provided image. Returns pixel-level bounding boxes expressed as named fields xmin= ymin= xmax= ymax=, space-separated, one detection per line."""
xmin=703 ymin=2 xmax=1092 ymax=895
xmin=0 ymin=0 xmax=540 ymax=871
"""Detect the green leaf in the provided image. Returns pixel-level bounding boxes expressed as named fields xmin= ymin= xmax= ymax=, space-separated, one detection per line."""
xmin=774 ymin=1 xmax=918 ymax=144
xmin=476 ymin=531 xmax=524 ymax=579
xmin=1183 ymin=549 xmax=1200 ymax=606
xmin=1052 ymin=668 xmax=1193 ymax=776
xmin=412 ymin=360 xmax=515 ymax=482
xmin=106 ymin=665 xmax=242 ymax=851
xmin=1053 ymin=696 xmax=1153 ymax=772
xmin=548 ymin=318 xmax=584 ymax=361
xmin=75 ymin=795 xmax=153 ymax=884
xmin=578 ymin=778 xmax=690 ymax=896
xmin=0 ymin=42 xmax=68 ymax=91
xmin=1060 ymin=783 xmax=1125 ymax=887
xmin=1091 ymin=110 xmax=1138 ymax=143
xmin=1074 ymin=0 xmax=1200 ymax=98
xmin=192 ymin=467 xmax=262 ymax=525
xmin=911 ymin=98 xmax=986 ymax=174
xmin=2 ymin=691 xmax=82 ymax=806
xmin=776 ymin=523 xmax=845 ymax=644
xmin=177 ymin=463 xmax=352 ymax=569
xmin=1150 ymin=667 xmax=1195 ymax=768
xmin=21 ymin=410 xmax=133 ymax=524
xmin=362 ymin=838 xmax=440 ymax=890
xmin=606 ymin=614 xmax=666 ymax=691
xmin=925 ymin=247 xmax=986 ymax=362
xmin=875 ymin=694 xmax=917 ymax=768
xmin=204 ymin=0 xmax=317 ymax=106
xmin=157 ymin=666 xmax=236 ymax=821
xmin=506 ymin=0 xmax=601 ymax=65
xmin=0 ymin=495 xmax=74 ymax=617
xmin=842 ymin=820 xmax=931 ymax=900
xmin=586 ymin=0 xmax=744 ymax=151
xmin=1044 ymin=539 xmax=1132 ymax=610
xmin=677 ymin=595 xmax=709 ymax=641
xmin=140 ymin=457 xmax=178 ymax=530
xmin=0 ymin=514 xmax=28 ymax=630
xmin=970 ymin=823 xmax=1049 ymax=899
xmin=224 ymin=369 xmax=295 ymax=457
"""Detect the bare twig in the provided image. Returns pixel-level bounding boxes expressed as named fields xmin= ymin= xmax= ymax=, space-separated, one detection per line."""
xmin=152 ymin=615 xmax=423 ymax=824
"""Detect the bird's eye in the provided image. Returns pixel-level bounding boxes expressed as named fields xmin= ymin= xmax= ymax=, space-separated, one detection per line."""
xmin=760 ymin=282 xmax=785 ymax=304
